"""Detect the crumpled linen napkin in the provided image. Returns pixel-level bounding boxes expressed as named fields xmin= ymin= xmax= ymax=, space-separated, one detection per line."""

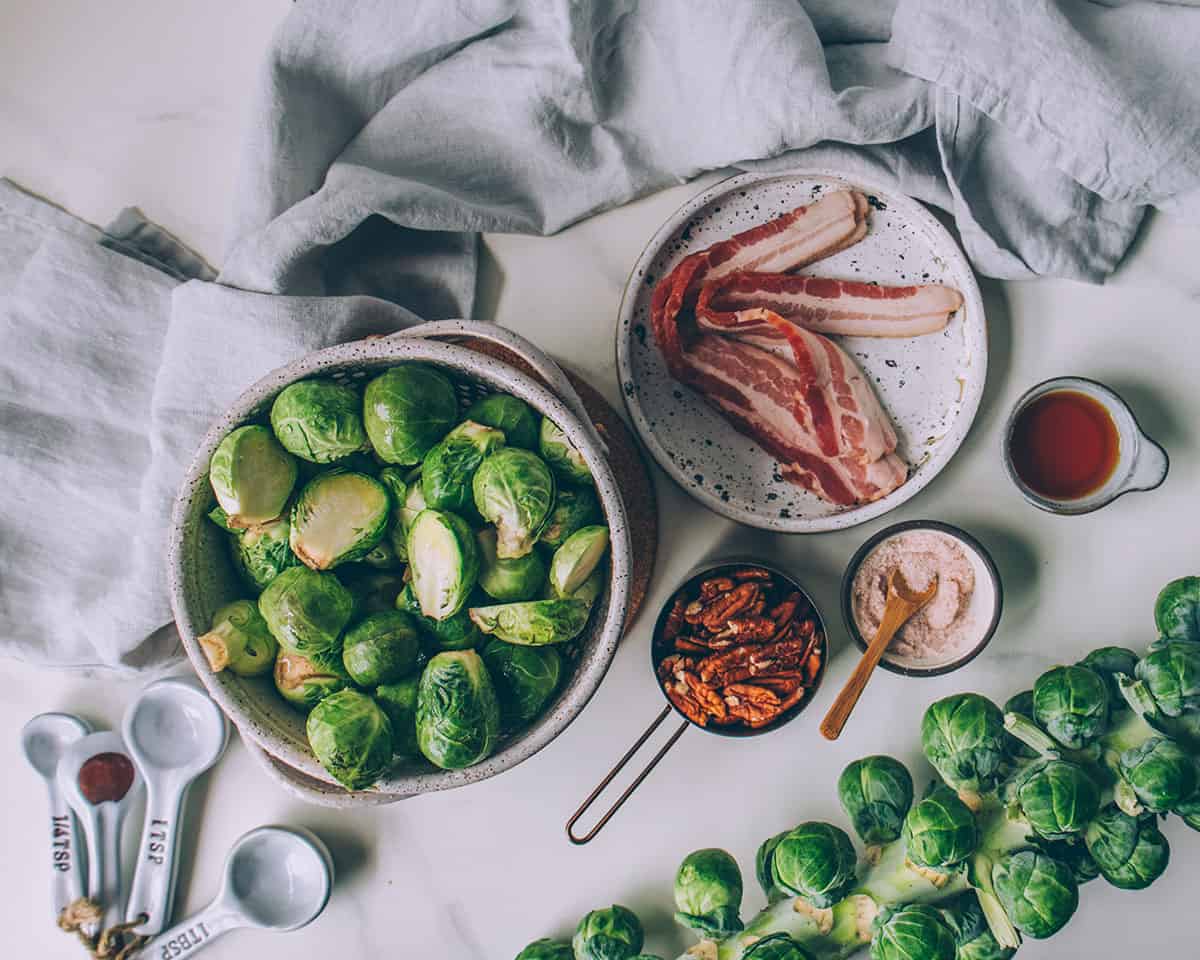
xmin=3 ymin=0 xmax=1199 ymax=670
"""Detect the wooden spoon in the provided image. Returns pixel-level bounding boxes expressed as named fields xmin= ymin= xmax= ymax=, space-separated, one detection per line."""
xmin=820 ymin=569 xmax=939 ymax=740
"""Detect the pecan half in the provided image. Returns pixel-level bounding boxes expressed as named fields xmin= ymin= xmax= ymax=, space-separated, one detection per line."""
xmin=683 ymin=671 xmax=727 ymax=721
xmin=699 ymin=575 xmax=735 ymax=600
xmin=712 ymin=616 xmax=776 ymax=643
xmin=698 ymin=637 xmax=810 ymax=686
xmin=662 ymin=596 xmax=686 ymax=642
xmin=683 ymin=599 xmax=706 ymax=625
xmin=657 ymin=654 xmax=697 ymax=682
xmin=724 ymin=683 xmax=783 ymax=726
xmin=754 ymin=674 xmax=804 ymax=696
xmin=804 ymin=649 xmax=823 ymax=682
xmin=664 ymin=678 xmax=708 ymax=726
xmin=731 ymin=567 xmax=772 ymax=582
xmin=700 ymin=582 xmax=760 ymax=632
xmin=674 ymin=637 xmax=711 ymax=654
xmin=768 ymin=593 xmax=802 ymax=625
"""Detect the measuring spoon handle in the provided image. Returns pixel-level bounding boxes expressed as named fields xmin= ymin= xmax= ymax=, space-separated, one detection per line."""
xmin=95 ymin=805 xmax=127 ymax=930
xmin=125 ymin=781 xmax=188 ymax=934
xmin=46 ymin=786 xmax=86 ymax=916
xmin=136 ymin=902 xmax=242 ymax=960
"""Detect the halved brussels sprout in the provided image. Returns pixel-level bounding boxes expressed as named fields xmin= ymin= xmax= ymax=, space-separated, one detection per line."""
xmin=270 ymin=379 xmax=367 ymax=463
xmin=1011 ymin=759 xmax=1101 ymax=840
xmin=539 ymin=484 xmax=603 ymax=549
xmin=210 ymin=507 xmax=299 ymax=593
xmin=198 ymin=599 xmax=278 ymax=676
xmin=539 ymin=417 xmax=592 ymax=485
xmin=465 ymin=393 xmax=539 ymax=450
xmin=469 ymin=598 xmax=590 ymax=646
xmin=289 ymin=470 xmax=390 ymax=570
xmin=937 ymin=893 xmax=1014 ymax=960
xmin=407 ymin=509 xmax=480 ymax=621
xmin=1155 ymin=575 xmax=1200 ymax=644
xmin=416 ymin=650 xmax=500 ymax=769
xmin=991 ymin=849 xmax=1078 ymax=939
xmin=1077 ymin=647 xmax=1138 ymax=712
xmin=374 ymin=676 xmax=420 ymax=759
xmin=838 ymin=755 xmax=914 ymax=847
xmin=306 ymin=688 xmax=393 ymax=790
xmin=1084 ymin=803 xmax=1169 ymax=889
xmin=477 ymin=528 xmax=546 ymax=602
xmin=363 ymin=365 xmax=458 ymax=465
xmin=768 ymin=821 xmax=857 ymax=908
xmin=1033 ymin=664 xmax=1109 ymax=749
xmin=422 ymin=420 xmax=505 ymax=516
xmin=480 ymin=639 xmax=561 ymax=725
xmin=341 ymin=611 xmax=422 ymax=686
xmin=397 ymin=583 xmax=483 ymax=652
xmin=920 ymin=694 xmax=1008 ymax=796
xmin=258 ymin=566 xmax=354 ymax=655
xmin=1118 ymin=736 xmax=1198 ymax=813
xmin=209 ymin=425 xmax=298 ymax=525
xmin=673 ymin=848 xmax=744 ymax=937
xmin=870 ymin=903 xmax=955 ymax=960
xmin=274 ymin=648 xmax=351 ymax=710
xmin=473 ymin=448 xmax=556 ymax=558
xmin=573 ymin=906 xmax=643 ymax=960
xmin=515 ymin=940 xmax=573 ymax=960
xmin=375 ymin=466 xmax=409 ymax=562
xmin=548 ymin=525 xmax=609 ymax=597
xmin=1135 ymin=641 xmax=1200 ymax=718
xmin=903 ymin=783 xmax=979 ymax=870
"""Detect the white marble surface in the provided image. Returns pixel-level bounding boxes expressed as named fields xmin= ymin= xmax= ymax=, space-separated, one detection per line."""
xmin=3 ymin=3 xmax=1200 ymax=958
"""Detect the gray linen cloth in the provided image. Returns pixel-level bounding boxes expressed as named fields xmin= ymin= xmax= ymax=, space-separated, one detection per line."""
xmin=3 ymin=0 xmax=1199 ymax=670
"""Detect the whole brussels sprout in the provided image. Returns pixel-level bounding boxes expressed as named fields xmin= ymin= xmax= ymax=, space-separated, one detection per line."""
xmin=374 ymin=676 xmax=420 ymax=758
xmin=363 ymin=365 xmax=458 ymax=465
xmin=540 ymin=484 xmax=603 ymax=549
xmin=473 ymin=448 xmax=556 ymax=559
xmin=258 ymin=566 xmax=354 ymax=655
xmin=768 ymin=822 xmax=858 ymax=908
xmin=1033 ymin=664 xmax=1109 ymax=749
xmin=1001 ymin=690 xmax=1038 ymax=760
xmin=209 ymin=507 xmax=299 ymax=594
xmin=937 ymin=893 xmax=1015 ymax=960
xmin=209 ymin=424 xmax=298 ymax=525
xmin=469 ymin=598 xmax=591 ymax=646
xmin=361 ymin=539 xmax=399 ymax=569
xmin=539 ymin=417 xmax=592 ymax=485
xmin=920 ymin=694 xmax=1009 ymax=796
xmin=673 ymin=848 xmax=744 ymax=937
xmin=478 ymin=528 xmax=547 ymax=602
xmin=270 ymin=379 xmax=367 ymax=463
xmin=515 ymin=940 xmax=573 ymax=960
xmin=1077 ymin=647 xmax=1138 ymax=713
xmin=755 ymin=831 xmax=788 ymax=901
xmin=398 ymin=583 xmax=483 ymax=652
xmin=549 ymin=525 xmax=610 ymax=598
xmin=342 ymin=568 xmax=407 ymax=616
xmin=416 ymin=650 xmax=500 ymax=769
xmin=1135 ymin=641 xmax=1200 ymax=717
xmin=422 ymin=420 xmax=506 ymax=516
xmin=1155 ymin=575 xmax=1200 ymax=644
xmin=375 ymin=466 xmax=409 ymax=562
xmin=1118 ymin=736 xmax=1198 ymax=813
xmin=1032 ymin=837 xmax=1099 ymax=885
xmin=742 ymin=934 xmax=815 ymax=960
xmin=289 ymin=470 xmax=390 ymax=570
xmin=991 ymin=849 xmax=1078 ymax=939
xmin=480 ymin=638 xmax=561 ymax=725
xmin=274 ymin=648 xmax=351 ymax=710
xmin=903 ymin=784 xmax=979 ymax=870
xmin=1010 ymin=759 xmax=1101 ymax=840
xmin=1084 ymin=803 xmax=1169 ymax=889
xmin=407 ymin=509 xmax=480 ymax=621
xmin=573 ymin=905 xmax=643 ymax=960
xmin=869 ymin=904 xmax=955 ymax=960
xmin=837 ymin=755 xmax=914 ymax=846
xmin=465 ymin=394 xmax=539 ymax=450
xmin=306 ymin=688 xmax=394 ymax=790
xmin=341 ymin=611 xmax=422 ymax=686
xmin=197 ymin=599 xmax=278 ymax=676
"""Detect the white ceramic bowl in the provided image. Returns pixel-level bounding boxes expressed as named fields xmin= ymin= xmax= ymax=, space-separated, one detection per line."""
xmin=167 ymin=321 xmax=631 ymax=806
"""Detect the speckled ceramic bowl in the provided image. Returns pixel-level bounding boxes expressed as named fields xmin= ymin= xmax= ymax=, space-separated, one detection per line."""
xmin=167 ymin=321 xmax=631 ymax=806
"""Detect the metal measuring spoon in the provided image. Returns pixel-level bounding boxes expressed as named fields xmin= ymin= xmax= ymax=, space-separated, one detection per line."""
xmin=122 ymin=677 xmax=229 ymax=934
xmin=137 ymin=826 xmax=334 ymax=958
xmin=56 ymin=731 xmax=144 ymax=931
xmin=21 ymin=712 xmax=92 ymax=916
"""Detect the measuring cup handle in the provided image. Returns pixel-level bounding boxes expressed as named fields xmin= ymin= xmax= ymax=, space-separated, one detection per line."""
xmin=46 ymin=789 xmax=85 ymax=916
xmin=566 ymin=706 xmax=689 ymax=845
xmin=126 ymin=783 xmax=188 ymax=934
xmin=135 ymin=902 xmax=240 ymax=960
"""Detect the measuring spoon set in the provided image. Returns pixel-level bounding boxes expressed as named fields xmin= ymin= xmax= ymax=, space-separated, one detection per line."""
xmin=21 ymin=677 xmax=334 ymax=956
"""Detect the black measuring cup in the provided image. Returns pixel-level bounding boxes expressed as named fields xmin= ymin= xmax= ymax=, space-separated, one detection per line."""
xmin=566 ymin=559 xmax=828 ymax=844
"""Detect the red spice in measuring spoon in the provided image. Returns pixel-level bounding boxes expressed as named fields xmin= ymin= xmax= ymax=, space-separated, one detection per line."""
xmin=78 ymin=752 xmax=136 ymax=804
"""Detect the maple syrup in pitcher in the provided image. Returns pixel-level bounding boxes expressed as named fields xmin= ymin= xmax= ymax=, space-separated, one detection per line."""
xmin=1010 ymin=390 xmax=1120 ymax=499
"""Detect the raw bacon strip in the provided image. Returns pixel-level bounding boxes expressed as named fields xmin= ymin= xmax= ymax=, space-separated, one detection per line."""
xmin=696 ymin=272 xmax=963 ymax=338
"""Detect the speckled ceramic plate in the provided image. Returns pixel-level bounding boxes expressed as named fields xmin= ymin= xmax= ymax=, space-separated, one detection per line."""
xmin=616 ymin=170 xmax=986 ymax=532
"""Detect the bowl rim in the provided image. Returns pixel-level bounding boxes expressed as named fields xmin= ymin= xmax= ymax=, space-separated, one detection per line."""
xmin=166 ymin=331 xmax=631 ymax=799
xmin=840 ymin=519 xmax=1004 ymax=678
xmin=650 ymin=558 xmax=827 ymax=737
